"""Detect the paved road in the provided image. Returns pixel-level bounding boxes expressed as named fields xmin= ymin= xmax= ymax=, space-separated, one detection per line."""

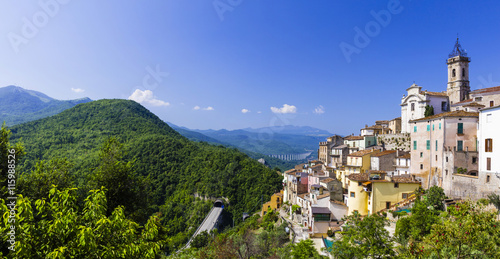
xmin=195 ymin=207 xmax=223 ymax=235
xmin=280 ymin=210 xmax=308 ymax=243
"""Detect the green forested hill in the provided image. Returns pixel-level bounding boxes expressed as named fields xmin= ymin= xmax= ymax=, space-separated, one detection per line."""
xmin=9 ymin=99 xmax=283 ymax=253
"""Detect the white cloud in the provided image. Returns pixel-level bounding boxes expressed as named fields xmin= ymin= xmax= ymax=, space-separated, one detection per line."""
xmin=314 ymin=105 xmax=325 ymax=114
xmin=128 ymin=89 xmax=170 ymax=107
xmin=257 ymin=111 xmax=262 ymax=114
xmin=71 ymin=88 xmax=84 ymax=93
xmin=241 ymin=109 xmax=250 ymax=113
xmin=193 ymin=105 xmax=214 ymax=111
xmin=270 ymin=104 xmax=297 ymax=114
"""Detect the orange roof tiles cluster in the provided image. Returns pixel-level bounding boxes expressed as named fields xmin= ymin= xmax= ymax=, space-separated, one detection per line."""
xmin=348 ymin=149 xmax=377 ymax=157
xmin=371 ymin=150 xmax=397 ymax=157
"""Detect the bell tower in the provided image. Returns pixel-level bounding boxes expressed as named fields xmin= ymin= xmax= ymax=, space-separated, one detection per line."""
xmin=446 ymin=38 xmax=470 ymax=104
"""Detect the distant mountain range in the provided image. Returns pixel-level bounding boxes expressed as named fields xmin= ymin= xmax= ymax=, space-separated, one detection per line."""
xmin=169 ymin=123 xmax=332 ymax=160
xmin=0 ymin=85 xmax=92 ymax=125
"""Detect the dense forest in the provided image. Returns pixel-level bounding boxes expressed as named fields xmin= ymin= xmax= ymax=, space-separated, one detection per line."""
xmin=0 ymin=99 xmax=284 ymax=257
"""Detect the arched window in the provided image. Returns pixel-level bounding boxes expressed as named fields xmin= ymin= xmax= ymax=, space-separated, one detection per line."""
xmin=452 ymin=69 xmax=456 ymax=77
xmin=462 ymin=68 xmax=465 ymax=78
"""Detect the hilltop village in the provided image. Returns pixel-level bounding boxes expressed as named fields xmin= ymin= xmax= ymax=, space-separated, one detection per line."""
xmin=262 ymin=39 xmax=500 ymax=249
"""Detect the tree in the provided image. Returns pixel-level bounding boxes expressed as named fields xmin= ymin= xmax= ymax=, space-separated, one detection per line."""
xmin=425 ymin=186 xmax=447 ymax=211
xmin=0 ymin=123 xmax=25 ymax=197
xmin=410 ymin=201 xmax=500 ymax=258
xmin=292 ymin=239 xmax=325 ymax=259
xmin=424 ymin=105 xmax=434 ymax=117
xmin=488 ymin=193 xmax=500 ymax=214
xmin=331 ymin=212 xmax=395 ymax=258
xmin=18 ymin=158 xmax=75 ymax=201
xmin=87 ymin=137 xmax=151 ymax=222
xmin=0 ymin=187 xmax=164 ymax=258
xmin=191 ymin=231 xmax=211 ymax=249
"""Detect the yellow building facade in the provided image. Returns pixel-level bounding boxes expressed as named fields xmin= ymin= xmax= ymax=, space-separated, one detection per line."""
xmin=261 ymin=191 xmax=283 ymax=217
xmin=347 ymin=172 xmax=420 ymax=216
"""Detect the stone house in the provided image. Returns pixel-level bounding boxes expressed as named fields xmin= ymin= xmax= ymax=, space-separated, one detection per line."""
xmin=410 ymin=110 xmax=479 ymax=189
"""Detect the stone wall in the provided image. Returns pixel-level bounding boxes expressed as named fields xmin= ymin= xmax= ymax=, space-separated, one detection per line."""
xmin=377 ymin=133 xmax=410 ymax=151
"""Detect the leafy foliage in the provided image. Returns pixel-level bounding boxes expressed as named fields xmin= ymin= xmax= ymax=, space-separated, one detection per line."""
xmin=0 ymin=187 xmax=164 ymax=258
xmin=408 ymin=201 xmax=500 ymax=258
xmin=332 ymin=212 xmax=395 ymax=259
xmin=424 ymin=105 xmax=434 ymax=117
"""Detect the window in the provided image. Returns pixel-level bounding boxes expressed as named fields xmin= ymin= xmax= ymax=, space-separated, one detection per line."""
xmin=472 ymin=157 xmax=477 ymax=164
xmin=457 ymin=140 xmax=463 ymax=151
xmin=420 ymin=152 xmax=423 ymax=158
xmin=487 ymin=175 xmax=491 ymax=183
xmin=414 ymin=126 xmax=417 ymax=132
xmin=426 ymin=140 xmax=430 ymax=150
xmin=433 ymin=124 xmax=435 ymax=131
xmin=485 ymin=138 xmax=493 ymax=152
xmin=394 ymin=183 xmax=399 ymax=188
xmin=457 ymin=123 xmax=463 ymax=134
xmin=439 ymin=123 xmax=442 ymax=130
xmin=452 ymin=69 xmax=456 ymax=77
xmin=446 ymin=157 xmax=448 ymax=162
xmin=436 ymin=155 xmax=438 ymax=161
xmin=413 ymin=141 xmax=417 ymax=150
xmin=436 ymin=140 xmax=438 ymax=151
xmin=462 ymin=68 xmax=465 ymax=77
xmin=427 ymin=125 xmax=430 ymax=131
xmin=402 ymin=193 xmax=408 ymax=199
xmin=350 ymin=192 xmax=355 ymax=198
xmin=441 ymin=102 xmax=448 ymax=112
xmin=420 ymin=164 xmax=423 ymax=170
xmin=487 ymin=158 xmax=491 ymax=171
xmin=445 ymin=169 xmax=448 ymax=175
xmin=386 ymin=202 xmax=391 ymax=209
xmin=358 ymin=181 xmax=362 ymax=186
xmin=475 ymin=97 xmax=483 ymax=101
xmin=491 ymin=101 xmax=495 ymax=107
xmin=411 ymin=103 xmax=415 ymax=111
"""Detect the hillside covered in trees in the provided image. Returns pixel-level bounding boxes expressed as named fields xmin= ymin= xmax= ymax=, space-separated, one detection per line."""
xmin=1 ymin=99 xmax=283 ymax=256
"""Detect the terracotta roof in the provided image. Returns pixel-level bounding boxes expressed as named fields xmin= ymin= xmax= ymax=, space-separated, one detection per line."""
xmin=345 ymin=135 xmax=364 ymax=141
xmin=375 ymin=120 xmax=389 ymax=124
xmin=298 ymin=193 xmax=308 ymax=199
xmin=392 ymin=175 xmax=420 ymax=184
xmin=347 ymin=173 xmax=370 ymax=181
xmin=363 ymin=125 xmax=386 ymax=130
xmin=321 ymin=178 xmax=335 ymax=183
xmin=453 ymin=98 xmax=473 ymax=105
xmin=471 ymin=85 xmax=500 ymax=94
xmin=371 ymin=150 xmax=397 ymax=157
xmin=285 ymin=169 xmax=297 ymax=174
xmin=347 ymin=173 xmax=420 ymax=184
xmin=421 ymin=90 xmax=448 ymax=97
xmin=391 ymin=117 xmax=401 ymax=121
xmin=410 ymin=111 xmax=478 ymax=122
xmin=348 ymin=149 xmax=377 ymax=157
xmin=274 ymin=192 xmax=283 ymax=197
xmin=397 ymin=153 xmax=411 ymax=159
xmin=463 ymin=102 xmax=486 ymax=107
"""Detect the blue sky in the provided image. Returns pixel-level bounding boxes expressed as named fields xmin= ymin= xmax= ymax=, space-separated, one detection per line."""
xmin=1 ymin=1 xmax=499 ymax=135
